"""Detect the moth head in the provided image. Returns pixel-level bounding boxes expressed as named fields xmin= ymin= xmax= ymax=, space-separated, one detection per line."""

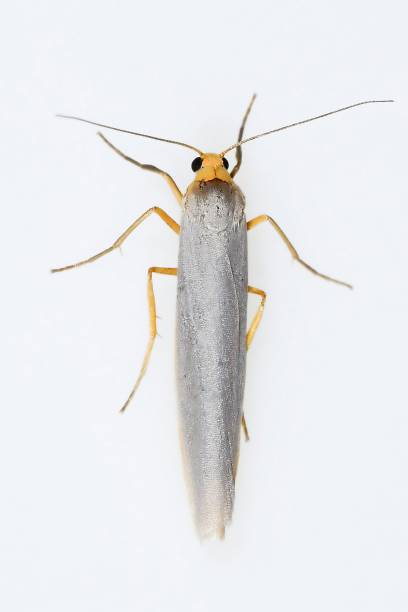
xmin=190 ymin=153 xmax=232 ymax=183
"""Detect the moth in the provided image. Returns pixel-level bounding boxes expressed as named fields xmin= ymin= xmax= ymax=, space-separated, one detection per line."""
xmin=53 ymin=96 xmax=392 ymax=539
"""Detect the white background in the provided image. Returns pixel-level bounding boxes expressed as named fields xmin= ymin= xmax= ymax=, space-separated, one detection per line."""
xmin=1 ymin=1 xmax=407 ymax=611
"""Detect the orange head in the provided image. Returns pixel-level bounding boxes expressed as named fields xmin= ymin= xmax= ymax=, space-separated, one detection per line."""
xmin=190 ymin=153 xmax=232 ymax=184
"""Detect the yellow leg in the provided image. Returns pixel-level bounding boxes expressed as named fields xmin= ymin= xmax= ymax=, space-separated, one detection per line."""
xmin=241 ymin=285 xmax=267 ymax=441
xmin=230 ymin=94 xmax=257 ymax=179
xmin=247 ymin=215 xmax=352 ymax=289
xmin=98 ymin=132 xmax=183 ymax=205
xmin=120 ymin=266 xmax=177 ymax=413
xmin=246 ymin=285 xmax=267 ymax=350
xmin=241 ymin=415 xmax=250 ymax=442
xmin=51 ymin=207 xmax=179 ymax=273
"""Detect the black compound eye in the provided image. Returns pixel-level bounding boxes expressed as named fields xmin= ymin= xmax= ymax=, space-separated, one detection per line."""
xmin=191 ymin=157 xmax=202 ymax=172
xmin=222 ymin=157 xmax=229 ymax=170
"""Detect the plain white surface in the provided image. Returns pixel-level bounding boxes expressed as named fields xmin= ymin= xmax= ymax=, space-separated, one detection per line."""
xmin=1 ymin=1 xmax=407 ymax=610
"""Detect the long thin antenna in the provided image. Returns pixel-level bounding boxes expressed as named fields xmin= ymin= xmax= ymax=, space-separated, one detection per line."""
xmin=230 ymin=93 xmax=257 ymax=179
xmin=221 ymin=100 xmax=394 ymax=155
xmin=56 ymin=114 xmax=203 ymax=155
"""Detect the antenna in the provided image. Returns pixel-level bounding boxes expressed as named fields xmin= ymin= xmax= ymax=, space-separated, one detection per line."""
xmin=56 ymin=114 xmax=203 ymax=155
xmin=221 ymin=100 xmax=394 ymax=155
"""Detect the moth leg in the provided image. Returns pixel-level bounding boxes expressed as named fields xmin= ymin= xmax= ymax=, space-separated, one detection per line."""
xmin=51 ymin=207 xmax=179 ymax=273
xmin=247 ymin=215 xmax=352 ymax=289
xmin=120 ymin=266 xmax=177 ymax=413
xmin=98 ymin=132 xmax=183 ymax=205
xmin=230 ymin=94 xmax=257 ymax=179
xmin=241 ymin=285 xmax=267 ymax=441
xmin=247 ymin=285 xmax=267 ymax=350
xmin=241 ymin=415 xmax=250 ymax=442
